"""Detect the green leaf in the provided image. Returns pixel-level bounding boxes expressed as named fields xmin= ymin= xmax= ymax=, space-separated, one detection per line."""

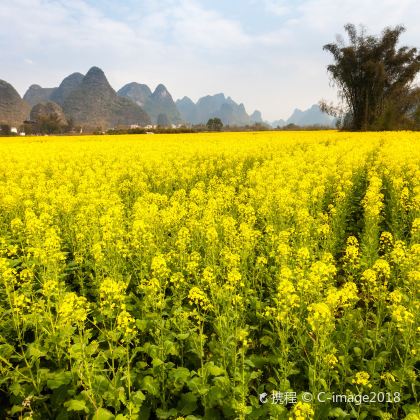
xmin=152 ymin=358 xmax=164 ymax=367
xmin=26 ymin=344 xmax=46 ymax=360
xmin=136 ymin=319 xmax=148 ymax=331
xmin=353 ymin=347 xmax=362 ymax=357
xmin=164 ymin=339 xmax=178 ymax=356
xmin=10 ymin=405 xmax=24 ymax=415
xmin=92 ymin=408 xmax=115 ymax=420
xmin=259 ymin=335 xmax=273 ymax=346
xmin=319 ymin=378 xmax=328 ymax=391
xmin=187 ymin=377 xmax=210 ymax=395
xmin=358 ymin=411 xmax=369 ymax=420
xmin=141 ymin=376 xmax=160 ymax=396
xmin=92 ymin=375 xmax=111 ymax=394
xmin=155 ymin=408 xmax=178 ymax=419
xmin=206 ymin=363 xmax=225 ymax=377
xmin=9 ymin=382 xmax=23 ymax=397
xmin=131 ymin=390 xmax=146 ymax=406
xmin=328 ymin=407 xmax=349 ymax=418
xmin=170 ymin=367 xmax=191 ymax=383
xmin=65 ymin=399 xmax=88 ymax=412
xmin=0 ymin=343 xmax=14 ymax=358
xmin=118 ymin=386 xmax=127 ymax=404
xmin=47 ymin=371 xmax=72 ymax=390
xmin=206 ymin=385 xmax=226 ymax=406
xmin=249 ymin=370 xmax=261 ymax=380
xmin=178 ymin=392 xmax=198 ymax=415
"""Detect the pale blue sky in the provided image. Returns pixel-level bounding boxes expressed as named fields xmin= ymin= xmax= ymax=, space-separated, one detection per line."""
xmin=1 ymin=0 xmax=419 ymax=120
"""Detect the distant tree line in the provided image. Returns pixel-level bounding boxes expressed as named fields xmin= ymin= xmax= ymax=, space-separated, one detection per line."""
xmin=106 ymin=119 xmax=279 ymax=135
xmin=0 ymin=124 xmax=13 ymax=136
xmin=0 ymin=116 xmax=79 ymax=137
xmin=1 ymin=121 xmax=335 ymax=138
xmin=321 ymin=24 xmax=420 ymax=131
xmin=23 ymin=115 xmax=77 ymax=135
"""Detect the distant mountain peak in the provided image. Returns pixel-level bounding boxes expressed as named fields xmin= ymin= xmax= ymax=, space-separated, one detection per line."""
xmin=50 ymin=72 xmax=84 ymax=105
xmin=83 ymin=67 xmax=110 ymax=87
xmin=0 ymin=79 xmax=30 ymax=126
xmin=117 ymin=83 xmax=152 ymax=108
xmin=177 ymin=92 xmax=258 ymax=126
xmin=154 ymin=84 xmax=169 ymax=96
xmin=119 ymin=80 xmax=180 ymax=124
xmin=85 ymin=66 xmax=105 ymax=77
xmin=121 ymin=82 xmax=151 ymax=92
xmin=62 ymin=67 xmax=150 ymax=129
xmin=177 ymin=96 xmax=194 ymax=105
xmin=271 ymin=104 xmax=334 ymax=127
xmin=250 ymin=110 xmax=263 ymax=123
xmin=27 ymin=84 xmax=42 ymax=90
xmin=23 ymin=84 xmax=57 ymax=107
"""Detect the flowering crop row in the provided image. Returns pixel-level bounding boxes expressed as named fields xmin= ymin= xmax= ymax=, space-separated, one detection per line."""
xmin=0 ymin=132 xmax=418 ymax=419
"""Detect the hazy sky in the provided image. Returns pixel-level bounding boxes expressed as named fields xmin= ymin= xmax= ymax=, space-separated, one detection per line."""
xmin=1 ymin=0 xmax=419 ymax=120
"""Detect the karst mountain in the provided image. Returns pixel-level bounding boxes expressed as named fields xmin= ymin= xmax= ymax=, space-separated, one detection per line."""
xmin=1 ymin=66 xmax=334 ymax=130
xmin=0 ymin=80 xmax=30 ymax=127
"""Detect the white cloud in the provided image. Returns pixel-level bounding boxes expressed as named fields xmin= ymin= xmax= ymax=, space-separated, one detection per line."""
xmin=0 ymin=0 xmax=419 ymax=120
xmin=170 ymin=0 xmax=252 ymax=49
xmin=260 ymin=0 xmax=292 ymax=16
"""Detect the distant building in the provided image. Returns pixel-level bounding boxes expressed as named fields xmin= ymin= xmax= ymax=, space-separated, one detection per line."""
xmin=11 ymin=127 xmax=18 ymax=134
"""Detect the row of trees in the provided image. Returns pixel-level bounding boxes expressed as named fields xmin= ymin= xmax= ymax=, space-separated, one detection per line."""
xmin=322 ymin=24 xmax=420 ymax=131
xmin=24 ymin=115 xmax=77 ymax=135
xmin=0 ymin=117 xmax=77 ymax=136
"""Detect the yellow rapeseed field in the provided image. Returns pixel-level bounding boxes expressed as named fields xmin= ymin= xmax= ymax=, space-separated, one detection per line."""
xmin=0 ymin=131 xmax=419 ymax=419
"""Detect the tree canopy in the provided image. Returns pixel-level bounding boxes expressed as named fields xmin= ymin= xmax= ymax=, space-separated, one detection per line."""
xmin=206 ymin=118 xmax=223 ymax=131
xmin=322 ymin=24 xmax=420 ymax=130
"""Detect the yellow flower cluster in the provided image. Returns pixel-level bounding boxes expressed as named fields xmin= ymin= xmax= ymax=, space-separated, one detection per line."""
xmin=325 ymin=281 xmax=359 ymax=311
xmin=342 ymin=236 xmax=360 ymax=271
xmin=352 ymin=371 xmax=371 ymax=387
xmin=0 ymin=131 xmax=418 ymax=419
xmin=363 ymin=174 xmax=384 ymax=219
xmin=116 ymin=307 xmax=137 ymax=341
xmin=188 ymin=287 xmax=212 ymax=311
xmin=58 ymin=292 xmax=88 ymax=325
xmin=307 ymin=302 xmax=334 ymax=334
xmin=390 ymin=305 xmax=415 ymax=333
xmin=324 ymin=353 xmax=338 ymax=368
xmin=151 ymin=254 xmax=170 ymax=279
xmin=289 ymin=402 xmax=314 ymax=420
xmin=99 ymin=277 xmax=127 ymax=314
xmin=12 ymin=293 xmax=31 ymax=315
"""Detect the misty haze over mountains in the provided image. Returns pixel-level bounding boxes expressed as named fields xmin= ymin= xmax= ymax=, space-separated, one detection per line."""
xmin=1 ymin=67 xmax=334 ymax=130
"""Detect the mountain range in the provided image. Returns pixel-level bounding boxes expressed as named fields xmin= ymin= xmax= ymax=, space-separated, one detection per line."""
xmin=0 ymin=66 xmax=334 ymax=130
xmin=176 ymin=93 xmax=262 ymax=126
xmin=61 ymin=67 xmax=150 ymax=129
xmin=0 ymin=80 xmax=30 ymax=127
xmin=117 ymin=82 xmax=181 ymax=124
xmin=271 ymin=104 xmax=335 ymax=128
